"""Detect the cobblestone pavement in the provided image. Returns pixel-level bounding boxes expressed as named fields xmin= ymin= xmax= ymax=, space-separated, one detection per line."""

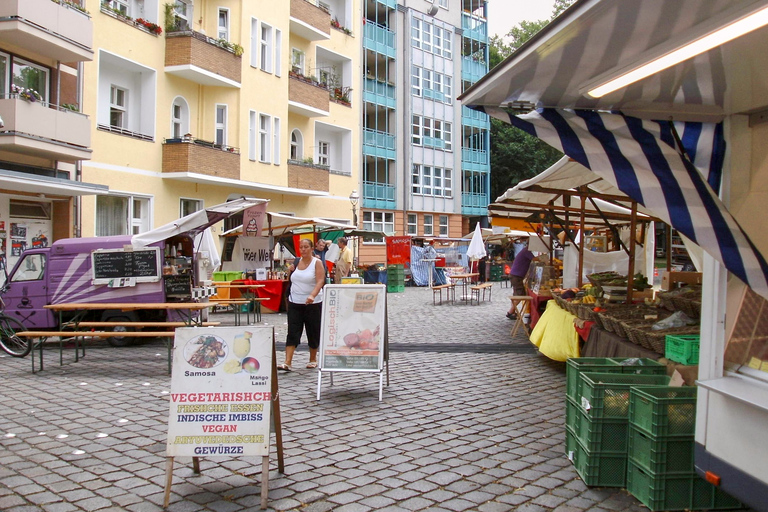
xmin=0 ymin=284 xmax=743 ymax=511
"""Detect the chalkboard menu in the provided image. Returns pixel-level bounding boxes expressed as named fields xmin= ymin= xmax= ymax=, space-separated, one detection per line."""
xmin=164 ymin=274 xmax=192 ymax=298
xmin=92 ymin=248 xmax=161 ymax=284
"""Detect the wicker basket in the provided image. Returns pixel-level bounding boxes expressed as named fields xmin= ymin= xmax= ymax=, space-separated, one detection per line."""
xmin=622 ymin=320 xmax=657 ymax=350
xmin=553 ymin=293 xmax=569 ymax=311
xmin=638 ymin=325 xmax=700 ymax=354
xmin=670 ymin=296 xmax=702 ymax=319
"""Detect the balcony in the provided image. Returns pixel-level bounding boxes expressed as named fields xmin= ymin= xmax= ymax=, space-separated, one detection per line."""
xmin=461 ymin=148 xmax=489 ymax=169
xmin=363 ymin=77 xmax=395 ymax=108
xmin=0 ymin=0 xmax=93 ymax=62
xmin=0 ymin=97 xmax=91 ymax=162
xmin=363 ymin=181 xmax=396 ymax=209
xmin=162 ymin=138 xmax=240 ymax=180
xmin=461 ymin=12 xmax=488 ymax=41
xmin=363 ymin=21 xmax=395 ymax=58
xmin=461 ymin=105 xmax=490 ymax=128
xmin=165 ymin=31 xmax=242 ymax=88
xmin=289 ymin=73 xmax=329 ymax=117
xmin=461 ymin=192 xmax=489 ymax=216
xmin=461 ymin=56 xmax=487 ymax=83
xmin=363 ymin=128 xmax=395 ymax=159
xmin=290 ymin=0 xmax=330 ymax=41
xmin=287 ymin=160 xmax=329 ymax=192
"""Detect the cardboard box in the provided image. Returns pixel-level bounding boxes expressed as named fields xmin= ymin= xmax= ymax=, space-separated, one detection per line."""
xmin=661 ymin=271 xmax=702 ymax=290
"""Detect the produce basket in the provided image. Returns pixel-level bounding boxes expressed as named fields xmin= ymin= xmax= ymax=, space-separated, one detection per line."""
xmin=568 ymin=429 xmax=628 ymax=487
xmin=579 ymin=372 xmax=671 ymax=419
xmin=629 ymin=386 xmax=697 ymax=438
xmin=657 ymin=285 xmax=702 ymax=317
xmin=640 ymin=326 xmax=700 ymax=354
xmin=566 ymin=358 xmax=666 ymax=402
xmin=553 ymin=292 xmax=570 ymax=311
xmin=665 ymin=334 xmax=700 ymax=365
xmin=629 ymin=426 xmax=695 ymax=474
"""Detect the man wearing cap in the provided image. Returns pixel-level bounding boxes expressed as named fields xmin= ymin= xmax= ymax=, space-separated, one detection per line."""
xmin=334 ymin=237 xmax=353 ymax=283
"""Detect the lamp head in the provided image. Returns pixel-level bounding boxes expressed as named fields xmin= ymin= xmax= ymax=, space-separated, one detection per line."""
xmin=349 ymin=189 xmax=360 ymax=206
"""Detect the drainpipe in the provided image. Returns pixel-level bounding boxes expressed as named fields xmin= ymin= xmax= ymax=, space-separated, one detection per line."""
xmin=400 ymin=6 xmax=409 ymax=234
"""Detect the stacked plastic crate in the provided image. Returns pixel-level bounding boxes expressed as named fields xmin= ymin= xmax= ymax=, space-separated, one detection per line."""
xmin=386 ymin=264 xmax=404 ymax=293
xmin=565 ymin=358 xmax=669 ymax=487
xmin=626 ymin=386 xmax=741 ymax=511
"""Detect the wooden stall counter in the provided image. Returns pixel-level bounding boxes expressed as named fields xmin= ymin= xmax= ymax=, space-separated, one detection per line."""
xmin=232 ymin=279 xmax=289 ymax=313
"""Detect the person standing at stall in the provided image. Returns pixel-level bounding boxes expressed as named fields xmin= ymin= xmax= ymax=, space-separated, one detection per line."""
xmin=279 ymin=238 xmax=325 ymax=371
xmin=507 ymin=241 xmax=535 ymax=319
xmin=334 ymin=237 xmax=353 ymax=283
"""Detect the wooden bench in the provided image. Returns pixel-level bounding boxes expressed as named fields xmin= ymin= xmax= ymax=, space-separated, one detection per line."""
xmin=432 ymin=283 xmax=456 ymax=305
xmin=470 ymin=282 xmax=494 ymax=305
xmin=17 ymin=330 xmax=178 ymax=373
xmin=74 ymin=321 xmax=221 ymax=328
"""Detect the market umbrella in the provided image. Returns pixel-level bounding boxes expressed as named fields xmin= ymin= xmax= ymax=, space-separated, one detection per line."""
xmin=467 ymin=223 xmax=487 ymax=261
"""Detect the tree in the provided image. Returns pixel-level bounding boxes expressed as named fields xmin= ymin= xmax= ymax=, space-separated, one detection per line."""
xmin=487 ymin=0 xmax=575 ymax=200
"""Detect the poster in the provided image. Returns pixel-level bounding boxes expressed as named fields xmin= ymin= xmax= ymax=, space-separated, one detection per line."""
xmin=385 ymin=236 xmax=411 ymax=265
xmin=166 ymin=326 xmax=274 ymax=457
xmin=242 ymin=203 xmax=267 ymax=237
xmin=231 ymin=236 xmax=271 ymax=271
xmin=319 ymin=284 xmax=386 ymax=371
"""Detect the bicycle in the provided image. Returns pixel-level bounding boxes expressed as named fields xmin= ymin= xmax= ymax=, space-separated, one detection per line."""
xmin=0 ymin=286 xmax=29 ymax=357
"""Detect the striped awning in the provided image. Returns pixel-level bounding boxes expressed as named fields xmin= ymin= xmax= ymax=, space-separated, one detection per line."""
xmin=486 ymin=107 xmax=768 ymax=299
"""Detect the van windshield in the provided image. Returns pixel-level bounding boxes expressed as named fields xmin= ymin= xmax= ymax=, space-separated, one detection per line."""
xmin=11 ymin=253 xmax=46 ymax=282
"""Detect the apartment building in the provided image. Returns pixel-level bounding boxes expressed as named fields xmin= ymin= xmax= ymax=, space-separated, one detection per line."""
xmin=0 ymin=0 xmax=102 ymax=274
xmin=76 ymin=0 xmax=360 ymax=243
xmin=357 ymin=0 xmax=490 ymax=264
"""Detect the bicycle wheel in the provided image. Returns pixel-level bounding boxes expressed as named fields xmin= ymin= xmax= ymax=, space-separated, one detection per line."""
xmin=0 ymin=314 xmax=29 ymax=357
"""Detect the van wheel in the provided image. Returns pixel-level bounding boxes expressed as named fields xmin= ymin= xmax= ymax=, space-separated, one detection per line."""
xmin=101 ymin=314 xmax=136 ymax=347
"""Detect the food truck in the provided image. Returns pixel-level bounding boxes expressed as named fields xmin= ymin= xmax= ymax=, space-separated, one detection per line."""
xmin=2 ymin=198 xmax=266 ymax=345
xmin=459 ymin=1 xmax=768 ymax=508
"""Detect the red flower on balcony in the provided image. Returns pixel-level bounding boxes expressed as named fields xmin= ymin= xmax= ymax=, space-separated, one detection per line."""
xmin=136 ymin=18 xmax=162 ymax=35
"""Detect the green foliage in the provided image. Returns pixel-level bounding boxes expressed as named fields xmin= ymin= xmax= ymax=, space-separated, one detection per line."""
xmin=163 ymin=3 xmax=176 ymax=33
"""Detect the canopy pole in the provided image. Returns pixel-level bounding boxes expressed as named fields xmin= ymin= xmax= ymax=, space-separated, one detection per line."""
xmin=666 ymin=224 xmax=672 ymax=270
xmin=268 ymin=215 xmax=274 ymax=272
xmin=587 ymin=196 xmax=631 ymax=255
xmin=626 ymin=201 xmax=638 ymax=304
xmin=578 ymin=190 xmax=586 ymax=288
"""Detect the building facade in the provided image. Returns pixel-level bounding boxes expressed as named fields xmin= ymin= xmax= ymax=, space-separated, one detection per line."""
xmin=358 ymin=0 xmax=489 ymax=264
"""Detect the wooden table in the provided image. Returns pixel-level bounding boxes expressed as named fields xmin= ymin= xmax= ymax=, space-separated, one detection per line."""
xmin=449 ymin=273 xmax=480 ymax=301
xmin=212 ymin=282 xmax=266 ymax=323
xmin=43 ymin=302 xmax=215 ymax=372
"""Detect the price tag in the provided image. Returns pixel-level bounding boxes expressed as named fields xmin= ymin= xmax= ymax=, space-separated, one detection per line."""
xmin=581 ymin=396 xmax=591 ymax=411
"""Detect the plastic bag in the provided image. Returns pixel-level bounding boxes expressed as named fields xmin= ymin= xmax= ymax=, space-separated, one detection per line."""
xmin=651 ymin=311 xmax=694 ymax=330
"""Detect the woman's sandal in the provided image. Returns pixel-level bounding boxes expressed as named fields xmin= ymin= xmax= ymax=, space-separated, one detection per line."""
xmin=306 ymin=361 xmax=318 ymax=369
xmin=277 ymin=364 xmax=292 ymax=372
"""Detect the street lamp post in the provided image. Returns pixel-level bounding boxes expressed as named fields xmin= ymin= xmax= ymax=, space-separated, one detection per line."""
xmin=349 ymin=189 xmax=359 ymax=268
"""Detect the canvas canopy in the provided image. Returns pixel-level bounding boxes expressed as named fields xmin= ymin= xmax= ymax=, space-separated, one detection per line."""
xmin=459 ymin=0 xmax=768 ymax=300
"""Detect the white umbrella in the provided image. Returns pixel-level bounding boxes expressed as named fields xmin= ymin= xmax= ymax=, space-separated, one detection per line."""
xmin=466 ymin=223 xmax=487 ymax=261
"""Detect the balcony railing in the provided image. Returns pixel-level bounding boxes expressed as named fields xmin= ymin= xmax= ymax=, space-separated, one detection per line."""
xmin=287 ymin=160 xmax=330 ymax=191
xmin=461 ymin=12 xmax=488 ymax=41
xmin=165 ymin=30 xmax=242 ymax=87
xmin=0 ymin=95 xmax=91 ymax=162
xmin=162 ymin=137 xmax=240 ymax=180
xmin=423 ymin=88 xmax=448 ymax=103
xmin=363 ymin=77 xmax=395 ymax=108
xmin=363 ymin=128 xmax=395 ymax=151
xmin=290 ymin=0 xmax=330 ymax=40
xmin=0 ymin=0 xmax=94 ymax=62
xmin=363 ymin=21 xmax=395 ymax=56
xmin=423 ymin=137 xmax=445 ymax=149
xmin=461 ymin=148 xmax=488 ymax=165
xmin=461 ymin=56 xmax=487 ymax=82
xmin=289 ymin=72 xmax=330 ymax=116
xmin=363 ymin=181 xmax=396 ymax=203
xmin=461 ymin=105 xmax=490 ymax=126
xmin=462 ymin=192 xmax=489 ymax=209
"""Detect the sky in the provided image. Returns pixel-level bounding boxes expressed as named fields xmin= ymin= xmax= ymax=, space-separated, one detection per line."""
xmin=486 ymin=0 xmax=557 ymax=40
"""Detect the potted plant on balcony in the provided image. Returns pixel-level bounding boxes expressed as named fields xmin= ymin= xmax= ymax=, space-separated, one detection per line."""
xmin=136 ymin=18 xmax=163 ymax=35
xmin=11 ymin=85 xmax=42 ymax=103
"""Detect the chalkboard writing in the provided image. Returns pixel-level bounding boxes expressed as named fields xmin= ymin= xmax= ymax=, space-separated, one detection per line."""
xmin=92 ymin=248 xmax=160 ymax=282
xmin=164 ymin=274 xmax=192 ymax=297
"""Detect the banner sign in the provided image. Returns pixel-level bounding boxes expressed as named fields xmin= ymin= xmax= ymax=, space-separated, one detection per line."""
xmin=319 ymin=284 xmax=386 ymax=371
xmin=232 ymin=236 xmax=271 ymax=271
xmin=242 ymin=203 xmax=267 ymax=237
xmin=166 ymin=326 xmax=274 ymax=457
xmin=385 ymin=236 xmax=411 ymax=265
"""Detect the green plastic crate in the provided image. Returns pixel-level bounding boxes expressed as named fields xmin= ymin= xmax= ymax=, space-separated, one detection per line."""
xmin=629 ymin=386 xmax=697 ymax=437
xmin=224 ymin=271 xmax=243 ymax=281
xmin=628 ymin=426 xmax=694 ymax=474
xmin=569 ymin=430 xmax=627 ymax=487
xmin=566 ymin=357 xmax=666 ymax=402
xmin=665 ymin=334 xmax=700 ymax=365
xmin=565 ymin=425 xmax=579 ymax=458
xmin=579 ymin=372 xmax=671 ymax=419
xmin=627 ymin=461 xmax=742 ymax=511
xmin=571 ymin=401 xmax=629 ymax=453
xmin=212 ymin=271 xmax=229 ymax=282
xmin=387 ymin=284 xmax=405 ymax=293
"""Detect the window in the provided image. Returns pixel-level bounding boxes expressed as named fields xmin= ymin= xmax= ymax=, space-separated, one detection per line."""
xmin=180 ymin=198 xmax=202 ymax=217
xmin=363 ymin=211 xmax=394 ymax=243
xmin=10 ymin=200 xmax=50 ymax=219
xmin=250 ymin=18 xmax=258 ymax=67
xmin=407 ymin=214 xmax=417 ymax=235
xmin=413 ymin=164 xmax=452 ymax=197
xmin=259 ymin=114 xmax=271 ymax=163
xmin=291 ymin=49 xmax=305 ymax=75
xmin=215 ymin=105 xmax=227 ymax=146
xmin=110 ymin=85 xmax=127 ymax=129
xmin=173 ymin=0 xmax=191 ymax=30
xmin=439 ymin=215 xmax=449 ymax=237
xmin=318 ymin=141 xmax=330 ymax=166
xmin=412 ymin=115 xmax=421 ymax=145
xmin=261 ymin=24 xmax=273 ymax=73
xmin=96 ymin=195 xmax=150 ymax=236
xmin=423 ymin=69 xmax=432 ymax=92
xmin=11 ymin=254 xmax=46 ymax=282
xmin=423 ymin=214 xmax=433 ymax=236
xmin=422 ymin=23 xmax=432 ymax=52
xmin=13 ymin=58 xmax=49 ymax=102
xmin=274 ymin=29 xmax=282 ymax=76
xmin=412 ymin=19 xmax=421 ymax=49
xmin=444 ymin=75 xmax=452 ymax=102
xmin=249 ymin=111 xmax=257 ymax=161
xmin=439 ymin=0 xmax=448 ymax=7
xmin=273 ymin=117 xmax=281 ymax=164
xmin=290 ymin=129 xmax=303 ymax=160
xmin=411 ymin=66 xmax=421 ymax=96
xmin=108 ymin=0 xmax=128 ymax=15
xmin=171 ymin=97 xmax=189 ymax=139
xmin=444 ymin=122 xmax=452 ymax=150
xmin=218 ymin=8 xmax=229 ymax=40
xmin=0 ymin=53 xmax=7 ymax=98
xmin=423 ymin=118 xmax=432 ymax=139
xmin=443 ymin=30 xmax=452 ymax=58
